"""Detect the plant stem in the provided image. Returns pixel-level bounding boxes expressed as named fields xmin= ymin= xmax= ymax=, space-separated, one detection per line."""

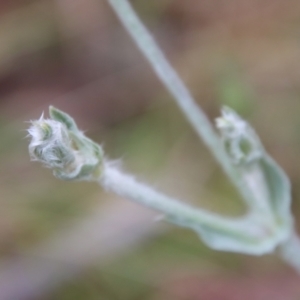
xmin=100 ymin=165 xmax=259 ymax=240
xmin=106 ymin=0 xmax=256 ymax=209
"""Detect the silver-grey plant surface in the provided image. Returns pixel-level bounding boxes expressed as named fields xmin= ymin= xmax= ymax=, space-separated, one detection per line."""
xmin=28 ymin=0 xmax=300 ymax=272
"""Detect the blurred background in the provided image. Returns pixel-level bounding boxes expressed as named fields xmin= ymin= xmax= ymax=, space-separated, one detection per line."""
xmin=1 ymin=0 xmax=300 ymax=299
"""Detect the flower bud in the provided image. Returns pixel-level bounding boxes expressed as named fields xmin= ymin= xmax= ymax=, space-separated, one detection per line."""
xmin=28 ymin=107 xmax=103 ymax=181
xmin=216 ymin=107 xmax=262 ymax=164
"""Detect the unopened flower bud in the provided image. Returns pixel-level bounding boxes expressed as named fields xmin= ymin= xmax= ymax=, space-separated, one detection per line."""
xmin=216 ymin=107 xmax=262 ymax=164
xmin=28 ymin=106 xmax=103 ymax=181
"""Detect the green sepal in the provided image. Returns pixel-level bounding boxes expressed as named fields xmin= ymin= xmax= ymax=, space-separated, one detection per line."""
xmin=49 ymin=106 xmax=78 ymax=132
xmin=255 ymin=153 xmax=292 ymax=228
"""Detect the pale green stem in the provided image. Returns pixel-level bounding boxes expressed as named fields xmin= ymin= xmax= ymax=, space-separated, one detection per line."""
xmin=100 ymin=164 xmax=262 ymax=241
xmin=106 ymin=0 xmax=258 ymax=211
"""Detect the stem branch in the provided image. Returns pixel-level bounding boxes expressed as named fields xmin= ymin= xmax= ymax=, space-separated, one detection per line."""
xmin=100 ymin=165 xmax=255 ymax=237
xmin=105 ymin=0 xmax=300 ymax=270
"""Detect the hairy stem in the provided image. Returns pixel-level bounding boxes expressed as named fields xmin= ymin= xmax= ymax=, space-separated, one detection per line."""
xmin=100 ymin=164 xmax=261 ymax=241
